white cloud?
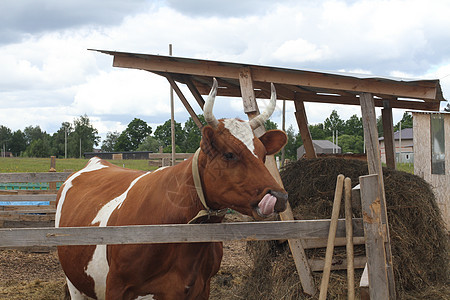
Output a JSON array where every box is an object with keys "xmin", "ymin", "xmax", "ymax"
[
  {"xmin": 0, "ymin": 0, "xmax": 449, "ymax": 141},
  {"xmin": 274, "ymin": 38, "xmax": 330, "ymax": 63}
]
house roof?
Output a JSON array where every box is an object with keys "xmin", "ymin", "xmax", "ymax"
[
  {"xmin": 312, "ymin": 140, "xmax": 341, "ymax": 149},
  {"xmin": 379, "ymin": 127, "xmax": 413, "ymax": 141},
  {"xmin": 91, "ymin": 49, "xmax": 445, "ymax": 111}
]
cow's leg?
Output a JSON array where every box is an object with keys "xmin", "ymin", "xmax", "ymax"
[{"xmin": 66, "ymin": 277, "xmax": 94, "ymax": 300}]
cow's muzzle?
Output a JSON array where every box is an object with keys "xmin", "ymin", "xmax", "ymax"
[{"xmin": 256, "ymin": 190, "xmax": 288, "ymax": 217}]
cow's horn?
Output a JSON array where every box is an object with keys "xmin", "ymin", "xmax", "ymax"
[
  {"xmin": 249, "ymin": 83, "xmax": 277, "ymax": 130},
  {"xmin": 204, "ymin": 78, "xmax": 219, "ymax": 128}
]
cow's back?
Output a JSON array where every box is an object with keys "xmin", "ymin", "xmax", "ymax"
[{"xmin": 56, "ymin": 157, "xmax": 146, "ymax": 228}]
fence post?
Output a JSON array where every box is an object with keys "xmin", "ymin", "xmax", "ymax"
[
  {"xmin": 49, "ymin": 156, "xmax": 57, "ymax": 192},
  {"xmin": 359, "ymin": 174, "xmax": 390, "ymax": 299}
]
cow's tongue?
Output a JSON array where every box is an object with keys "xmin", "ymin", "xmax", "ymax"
[{"xmin": 258, "ymin": 194, "xmax": 277, "ymax": 215}]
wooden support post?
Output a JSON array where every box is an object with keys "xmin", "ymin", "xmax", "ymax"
[
  {"xmin": 381, "ymin": 101, "xmax": 396, "ymax": 169},
  {"xmin": 49, "ymin": 156, "xmax": 57, "ymax": 192},
  {"xmin": 185, "ymin": 77, "xmax": 205, "ymax": 109},
  {"xmin": 359, "ymin": 93, "xmax": 396, "ymax": 299},
  {"xmin": 359, "ymin": 174, "xmax": 389, "ymax": 300},
  {"xmin": 319, "ymin": 174, "xmax": 345, "ymax": 300},
  {"xmin": 239, "ymin": 68, "xmax": 316, "ymax": 296},
  {"xmin": 345, "ymin": 177, "xmax": 355, "ymax": 300},
  {"xmin": 166, "ymin": 75, "xmax": 204, "ymax": 130},
  {"xmin": 294, "ymin": 97, "xmax": 317, "ymax": 158}
]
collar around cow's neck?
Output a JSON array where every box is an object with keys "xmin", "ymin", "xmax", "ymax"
[{"xmin": 188, "ymin": 148, "xmax": 228, "ymax": 224}]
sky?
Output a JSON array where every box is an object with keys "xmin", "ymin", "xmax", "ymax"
[{"xmin": 1, "ymin": 0, "xmax": 449, "ymax": 145}]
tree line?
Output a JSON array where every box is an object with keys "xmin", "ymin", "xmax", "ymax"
[{"xmin": 0, "ymin": 111, "xmax": 413, "ymax": 159}]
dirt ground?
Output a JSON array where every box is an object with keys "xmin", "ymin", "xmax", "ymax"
[
  {"xmin": 0, "ymin": 240, "xmax": 251, "ymax": 300},
  {"xmin": 0, "ymin": 214, "xmax": 253, "ymax": 300}
]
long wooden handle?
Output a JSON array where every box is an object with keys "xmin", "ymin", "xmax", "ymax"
[
  {"xmin": 319, "ymin": 174, "xmax": 345, "ymax": 300},
  {"xmin": 345, "ymin": 177, "xmax": 355, "ymax": 300}
]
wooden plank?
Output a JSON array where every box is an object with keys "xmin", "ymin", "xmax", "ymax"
[
  {"xmin": 0, "ymin": 219, "xmax": 363, "ymax": 248},
  {"xmin": 382, "ymin": 102, "xmax": 396, "ymax": 169},
  {"xmin": 0, "ymin": 194, "xmax": 57, "ymax": 202},
  {"xmin": 301, "ymin": 236, "xmax": 365, "ymax": 249},
  {"xmin": 0, "ymin": 172, "xmax": 72, "ymax": 183},
  {"xmin": 0, "ymin": 213, "xmax": 55, "ymax": 222},
  {"xmin": 166, "ymin": 74, "xmax": 204, "ymax": 130},
  {"xmin": 294, "ymin": 99, "xmax": 317, "ymax": 158},
  {"xmin": 0, "ymin": 220, "xmax": 55, "ymax": 229},
  {"xmin": 239, "ymin": 67, "xmax": 259, "ymax": 114},
  {"xmin": 0, "ymin": 190, "xmax": 18, "ymax": 195},
  {"xmin": 0, "ymin": 205, "xmax": 55, "ymax": 211},
  {"xmin": 319, "ymin": 174, "xmax": 345, "ymax": 300},
  {"xmin": 360, "ymin": 93, "xmax": 396, "ymax": 299},
  {"xmin": 345, "ymin": 177, "xmax": 356, "ymax": 300},
  {"xmin": 111, "ymin": 54, "xmax": 441, "ymax": 101},
  {"xmin": 185, "ymin": 76, "xmax": 205, "ymax": 109},
  {"xmin": 359, "ymin": 174, "xmax": 389, "ymax": 300},
  {"xmin": 309, "ymin": 255, "xmax": 367, "ymax": 272},
  {"xmin": 0, "ymin": 209, "xmax": 55, "ymax": 215},
  {"xmin": 302, "ymin": 94, "xmax": 440, "ymax": 111},
  {"xmin": 240, "ymin": 73, "xmax": 316, "ymax": 295},
  {"xmin": 194, "ymin": 84, "xmax": 441, "ymax": 111}
]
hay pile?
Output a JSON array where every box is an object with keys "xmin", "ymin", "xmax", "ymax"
[{"xmin": 241, "ymin": 158, "xmax": 449, "ymax": 299}]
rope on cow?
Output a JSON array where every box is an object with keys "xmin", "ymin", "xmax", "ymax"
[{"xmin": 188, "ymin": 148, "xmax": 228, "ymax": 224}]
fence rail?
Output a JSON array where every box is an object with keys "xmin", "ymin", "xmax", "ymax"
[
  {"xmin": 0, "ymin": 172, "xmax": 72, "ymax": 183},
  {"xmin": 0, "ymin": 218, "xmax": 363, "ymax": 248}
]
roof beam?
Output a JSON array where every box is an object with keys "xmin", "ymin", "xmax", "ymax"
[{"xmin": 112, "ymin": 55, "xmax": 440, "ymax": 101}]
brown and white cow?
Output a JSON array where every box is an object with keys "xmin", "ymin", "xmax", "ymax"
[{"xmin": 56, "ymin": 79, "xmax": 288, "ymax": 300}]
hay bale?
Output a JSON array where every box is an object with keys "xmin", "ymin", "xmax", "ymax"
[{"xmin": 242, "ymin": 158, "xmax": 449, "ymax": 299}]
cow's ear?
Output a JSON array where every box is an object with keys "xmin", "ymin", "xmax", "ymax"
[
  {"xmin": 201, "ymin": 126, "xmax": 218, "ymax": 157},
  {"xmin": 259, "ymin": 130, "xmax": 287, "ymax": 155}
]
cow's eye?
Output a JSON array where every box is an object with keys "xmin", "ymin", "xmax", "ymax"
[{"xmin": 223, "ymin": 152, "xmax": 236, "ymax": 161}]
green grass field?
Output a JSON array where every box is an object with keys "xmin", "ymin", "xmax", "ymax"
[
  {"xmin": 396, "ymin": 163, "xmax": 414, "ymax": 174},
  {"xmin": 0, "ymin": 157, "xmax": 415, "ymax": 174},
  {"xmin": 0, "ymin": 157, "xmax": 158, "ymax": 173}
]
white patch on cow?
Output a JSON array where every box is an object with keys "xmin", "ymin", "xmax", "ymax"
[
  {"xmin": 55, "ymin": 157, "xmax": 108, "ymax": 228},
  {"xmin": 135, "ymin": 295, "xmax": 155, "ymax": 300},
  {"xmin": 86, "ymin": 171, "xmax": 151, "ymax": 300},
  {"xmin": 153, "ymin": 166, "xmax": 168, "ymax": 173},
  {"xmin": 223, "ymin": 119, "xmax": 256, "ymax": 157},
  {"xmin": 66, "ymin": 276, "xmax": 93, "ymax": 299}
]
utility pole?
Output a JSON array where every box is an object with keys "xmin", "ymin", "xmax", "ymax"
[
  {"xmin": 65, "ymin": 126, "xmax": 67, "ymax": 159},
  {"xmin": 281, "ymin": 99, "xmax": 286, "ymax": 166},
  {"xmin": 169, "ymin": 44, "xmax": 175, "ymax": 166}
]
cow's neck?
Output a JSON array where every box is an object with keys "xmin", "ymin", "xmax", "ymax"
[{"xmin": 188, "ymin": 148, "xmax": 228, "ymax": 224}]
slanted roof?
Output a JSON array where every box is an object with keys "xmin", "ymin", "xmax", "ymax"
[
  {"xmin": 312, "ymin": 140, "xmax": 341, "ymax": 150},
  {"xmin": 91, "ymin": 49, "xmax": 445, "ymax": 111},
  {"xmin": 379, "ymin": 127, "xmax": 413, "ymax": 141}
]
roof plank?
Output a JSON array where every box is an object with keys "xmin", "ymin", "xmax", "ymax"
[{"xmin": 92, "ymin": 49, "xmax": 445, "ymax": 110}]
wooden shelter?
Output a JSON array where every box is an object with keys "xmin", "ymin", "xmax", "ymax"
[{"xmin": 91, "ymin": 49, "xmax": 445, "ymax": 298}]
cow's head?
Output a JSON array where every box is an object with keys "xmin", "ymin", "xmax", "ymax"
[{"xmin": 198, "ymin": 78, "xmax": 288, "ymax": 219}]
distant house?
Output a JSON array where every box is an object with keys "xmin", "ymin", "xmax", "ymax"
[
  {"xmin": 0, "ymin": 151, "xmax": 13, "ymax": 158},
  {"xmin": 297, "ymin": 140, "xmax": 341, "ymax": 159},
  {"xmin": 84, "ymin": 151, "xmax": 153, "ymax": 160},
  {"xmin": 379, "ymin": 127, "xmax": 414, "ymax": 164}
]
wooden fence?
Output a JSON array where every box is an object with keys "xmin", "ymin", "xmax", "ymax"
[
  {"xmin": 0, "ymin": 172, "xmax": 391, "ymax": 298},
  {"xmin": 148, "ymin": 153, "xmax": 193, "ymax": 167},
  {"xmin": 0, "ymin": 172, "xmax": 71, "ymax": 228}
]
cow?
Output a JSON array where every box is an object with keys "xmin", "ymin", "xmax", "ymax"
[{"xmin": 56, "ymin": 78, "xmax": 288, "ymax": 300}]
